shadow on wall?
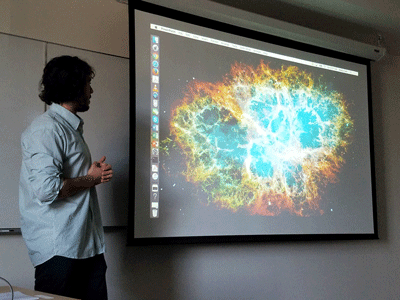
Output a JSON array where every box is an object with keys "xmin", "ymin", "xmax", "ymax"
[
  {"xmin": 370, "ymin": 55, "xmax": 395, "ymax": 242},
  {"xmin": 121, "ymin": 244, "xmax": 178, "ymax": 299}
]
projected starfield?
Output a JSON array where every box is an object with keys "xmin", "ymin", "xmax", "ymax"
[{"xmin": 161, "ymin": 61, "xmax": 353, "ymax": 217}]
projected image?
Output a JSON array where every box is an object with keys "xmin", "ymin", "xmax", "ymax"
[
  {"xmin": 133, "ymin": 6, "xmax": 376, "ymax": 241},
  {"xmin": 161, "ymin": 61, "xmax": 353, "ymax": 217}
]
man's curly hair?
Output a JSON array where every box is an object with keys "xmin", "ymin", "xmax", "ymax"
[{"xmin": 39, "ymin": 56, "xmax": 95, "ymax": 105}]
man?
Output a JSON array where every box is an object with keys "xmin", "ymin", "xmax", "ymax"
[{"xmin": 19, "ymin": 55, "xmax": 113, "ymax": 300}]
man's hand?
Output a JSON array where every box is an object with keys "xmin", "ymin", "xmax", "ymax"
[
  {"xmin": 88, "ymin": 156, "xmax": 113, "ymax": 185},
  {"xmin": 58, "ymin": 156, "xmax": 113, "ymax": 199},
  {"xmin": 98, "ymin": 156, "xmax": 113, "ymax": 183}
]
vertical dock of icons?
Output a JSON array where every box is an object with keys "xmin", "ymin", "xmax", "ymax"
[{"xmin": 150, "ymin": 35, "xmax": 160, "ymax": 218}]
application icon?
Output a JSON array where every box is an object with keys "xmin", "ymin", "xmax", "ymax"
[
  {"xmin": 152, "ymin": 53, "xmax": 159, "ymax": 60},
  {"xmin": 152, "ymin": 36, "xmax": 159, "ymax": 44},
  {"xmin": 152, "ymin": 184, "xmax": 159, "ymax": 192},
  {"xmin": 152, "ymin": 68, "xmax": 159, "ymax": 76},
  {"xmin": 152, "ymin": 164, "xmax": 158, "ymax": 172},
  {"xmin": 152, "ymin": 140, "xmax": 159, "ymax": 147},
  {"xmin": 152, "ymin": 148, "xmax": 159, "ymax": 155},
  {"xmin": 152, "ymin": 124, "xmax": 159, "ymax": 131},
  {"xmin": 152, "ymin": 76, "xmax": 159, "ymax": 83},
  {"xmin": 152, "ymin": 61, "xmax": 159, "ymax": 68},
  {"xmin": 152, "ymin": 44, "xmax": 159, "ymax": 52},
  {"xmin": 152, "ymin": 202, "xmax": 159, "ymax": 209},
  {"xmin": 152, "ymin": 132, "xmax": 159, "ymax": 139},
  {"xmin": 152, "ymin": 156, "xmax": 159, "ymax": 163},
  {"xmin": 152, "ymin": 209, "xmax": 158, "ymax": 218},
  {"xmin": 153, "ymin": 99, "xmax": 159, "ymax": 108},
  {"xmin": 153, "ymin": 92, "xmax": 159, "ymax": 99},
  {"xmin": 152, "ymin": 116, "xmax": 159, "ymax": 123},
  {"xmin": 152, "ymin": 108, "xmax": 159, "ymax": 115},
  {"xmin": 153, "ymin": 84, "xmax": 159, "ymax": 92},
  {"xmin": 153, "ymin": 192, "xmax": 158, "ymax": 199},
  {"xmin": 152, "ymin": 173, "xmax": 159, "ymax": 180}
]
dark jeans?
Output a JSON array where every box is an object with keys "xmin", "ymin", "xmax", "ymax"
[{"xmin": 35, "ymin": 254, "xmax": 108, "ymax": 300}]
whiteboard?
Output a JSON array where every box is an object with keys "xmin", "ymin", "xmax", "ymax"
[
  {"xmin": 0, "ymin": 33, "xmax": 129, "ymax": 229},
  {"xmin": 0, "ymin": 34, "xmax": 45, "ymax": 229},
  {"xmin": 46, "ymin": 44, "xmax": 130, "ymax": 227}
]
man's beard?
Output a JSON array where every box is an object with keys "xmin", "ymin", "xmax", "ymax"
[{"xmin": 76, "ymin": 98, "xmax": 90, "ymax": 112}]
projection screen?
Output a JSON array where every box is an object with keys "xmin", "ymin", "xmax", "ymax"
[{"xmin": 129, "ymin": 2, "xmax": 378, "ymax": 245}]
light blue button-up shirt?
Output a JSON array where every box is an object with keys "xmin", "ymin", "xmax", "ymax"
[{"xmin": 19, "ymin": 104, "xmax": 105, "ymax": 267}]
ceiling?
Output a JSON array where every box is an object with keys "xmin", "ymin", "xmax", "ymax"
[{"xmin": 210, "ymin": 0, "xmax": 400, "ymax": 56}]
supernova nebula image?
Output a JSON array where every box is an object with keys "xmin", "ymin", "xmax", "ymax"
[{"xmin": 161, "ymin": 61, "xmax": 354, "ymax": 216}]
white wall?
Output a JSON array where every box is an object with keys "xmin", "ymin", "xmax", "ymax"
[
  {"xmin": 1, "ymin": 1, "xmax": 400, "ymax": 299},
  {"xmin": 0, "ymin": 0, "xmax": 128, "ymax": 58}
]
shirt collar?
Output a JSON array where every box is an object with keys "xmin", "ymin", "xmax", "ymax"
[{"xmin": 49, "ymin": 103, "xmax": 84, "ymax": 132}]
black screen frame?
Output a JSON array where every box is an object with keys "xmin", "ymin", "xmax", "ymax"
[{"xmin": 128, "ymin": 1, "xmax": 378, "ymax": 246}]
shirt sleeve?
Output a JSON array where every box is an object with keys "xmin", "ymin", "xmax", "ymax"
[{"xmin": 21, "ymin": 127, "xmax": 65, "ymax": 205}]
